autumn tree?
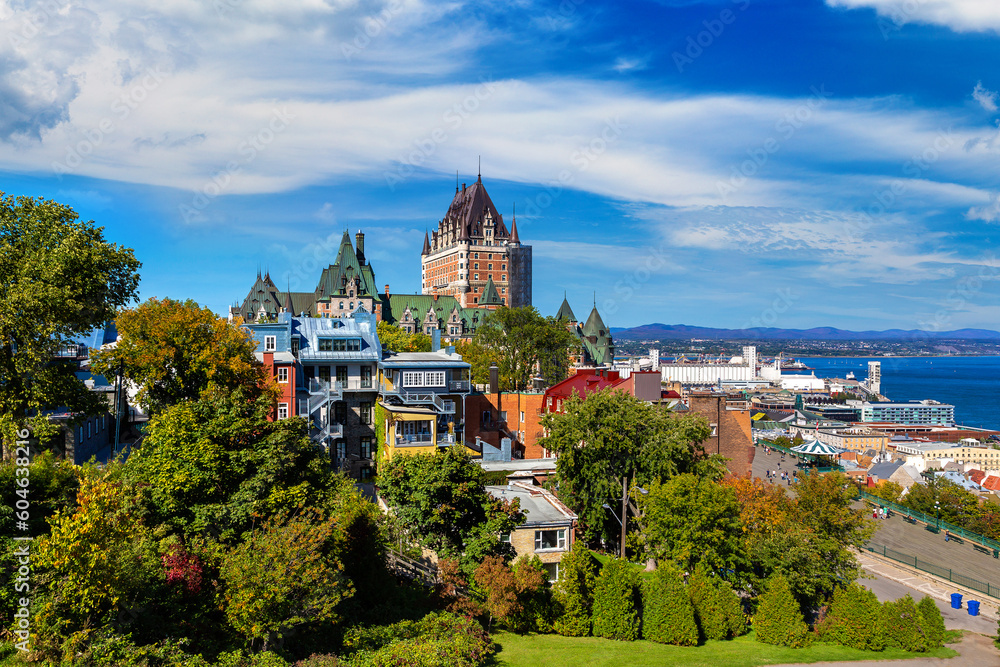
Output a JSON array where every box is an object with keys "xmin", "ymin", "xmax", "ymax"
[
  {"xmin": 0, "ymin": 193, "xmax": 140, "ymax": 454},
  {"xmin": 376, "ymin": 320, "xmax": 432, "ymax": 353},
  {"xmin": 91, "ymin": 297, "xmax": 270, "ymax": 415},
  {"xmin": 220, "ymin": 509, "xmax": 352, "ymax": 652},
  {"xmin": 473, "ymin": 306, "xmax": 576, "ymax": 390},
  {"xmin": 541, "ymin": 389, "xmax": 714, "ymax": 543},
  {"xmin": 377, "ymin": 447, "xmax": 524, "ymax": 573}
]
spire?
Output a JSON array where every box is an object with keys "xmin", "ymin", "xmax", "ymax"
[
  {"xmin": 422, "ymin": 229, "xmax": 431, "ymax": 255},
  {"xmin": 456, "ymin": 170, "xmax": 459, "ymax": 194},
  {"xmin": 477, "ymin": 155, "xmax": 481, "ymax": 180},
  {"xmin": 509, "ymin": 204, "xmax": 520, "ymax": 244}
]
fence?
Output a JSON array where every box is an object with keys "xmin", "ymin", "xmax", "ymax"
[
  {"xmin": 865, "ymin": 544, "xmax": 1000, "ymax": 599},
  {"xmin": 857, "ymin": 490, "xmax": 1000, "ymax": 552}
]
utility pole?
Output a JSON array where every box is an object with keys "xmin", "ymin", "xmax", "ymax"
[{"xmin": 620, "ymin": 475, "xmax": 628, "ymax": 559}]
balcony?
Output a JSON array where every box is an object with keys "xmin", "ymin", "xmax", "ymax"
[
  {"xmin": 381, "ymin": 383, "xmax": 454, "ymax": 413},
  {"xmin": 310, "ymin": 421, "xmax": 344, "ymax": 442},
  {"xmin": 308, "ymin": 378, "xmax": 343, "ymax": 397},
  {"xmin": 395, "ymin": 433, "xmax": 435, "ymax": 446},
  {"xmin": 449, "ymin": 380, "xmax": 470, "ymax": 392}
]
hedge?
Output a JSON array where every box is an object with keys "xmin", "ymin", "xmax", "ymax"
[
  {"xmin": 591, "ymin": 557, "xmax": 641, "ymax": 641},
  {"xmin": 820, "ymin": 583, "xmax": 885, "ymax": 651},
  {"xmin": 754, "ymin": 574, "xmax": 810, "ymax": 648},
  {"xmin": 642, "ymin": 563, "xmax": 698, "ymax": 646}
]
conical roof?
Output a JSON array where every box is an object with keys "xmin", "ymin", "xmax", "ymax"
[
  {"xmin": 583, "ymin": 305, "xmax": 608, "ymax": 337},
  {"xmin": 480, "ymin": 276, "xmax": 504, "ymax": 306},
  {"xmin": 422, "ymin": 230, "xmax": 431, "ymax": 255},
  {"xmin": 556, "ymin": 295, "xmax": 576, "ymax": 322}
]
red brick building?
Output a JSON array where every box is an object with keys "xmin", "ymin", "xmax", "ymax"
[
  {"xmin": 466, "ymin": 392, "xmax": 547, "ymax": 459},
  {"xmin": 685, "ymin": 390, "xmax": 755, "ymax": 477}
]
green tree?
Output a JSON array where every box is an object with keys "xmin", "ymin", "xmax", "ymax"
[
  {"xmin": 377, "ymin": 447, "xmax": 523, "ymax": 572},
  {"xmin": 882, "ymin": 594, "xmax": 928, "ymax": 652},
  {"xmin": 916, "ymin": 596, "xmax": 945, "ymax": 649},
  {"xmin": 541, "ymin": 389, "xmax": 713, "ymax": 543},
  {"xmin": 868, "ymin": 481, "xmax": 903, "ymax": 504},
  {"xmin": 688, "ymin": 563, "xmax": 728, "ymax": 642},
  {"xmin": 819, "ymin": 583, "xmax": 885, "ymax": 651},
  {"xmin": 642, "ymin": 563, "xmax": 698, "ymax": 646},
  {"xmin": 220, "ymin": 510, "xmax": 351, "ymax": 652},
  {"xmin": 552, "ymin": 542, "xmax": 597, "ymax": 637},
  {"xmin": 473, "ymin": 306, "xmax": 576, "ymax": 390},
  {"xmin": 640, "ymin": 475, "xmax": 743, "ymax": 574},
  {"xmin": 124, "ymin": 388, "xmax": 342, "ymax": 542},
  {"xmin": 376, "ymin": 321, "xmax": 432, "ymax": 353},
  {"xmin": 92, "ymin": 298, "xmax": 270, "ymax": 415},
  {"xmin": 754, "ymin": 574, "xmax": 811, "ymax": 648},
  {"xmin": 591, "ymin": 557, "xmax": 640, "ymax": 641},
  {"xmin": 0, "ymin": 193, "xmax": 140, "ymax": 453}
]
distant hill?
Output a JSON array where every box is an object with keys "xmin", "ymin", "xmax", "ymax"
[{"xmin": 610, "ymin": 323, "xmax": 1000, "ymax": 341}]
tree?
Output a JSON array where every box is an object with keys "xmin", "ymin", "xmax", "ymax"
[
  {"xmin": 123, "ymin": 388, "xmax": 342, "ymax": 542},
  {"xmin": 453, "ymin": 338, "xmax": 491, "ymax": 387},
  {"xmin": 220, "ymin": 509, "xmax": 351, "ymax": 652},
  {"xmin": 819, "ymin": 583, "xmax": 885, "ymax": 651},
  {"xmin": 377, "ymin": 447, "xmax": 523, "ymax": 572},
  {"xmin": 882, "ymin": 594, "xmax": 928, "ymax": 652},
  {"xmin": 0, "ymin": 193, "xmax": 140, "ymax": 454},
  {"xmin": 91, "ymin": 298, "xmax": 270, "ymax": 415},
  {"xmin": 916, "ymin": 596, "xmax": 945, "ymax": 649},
  {"xmin": 541, "ymin": 389, "xmax": 713, "ymax": 543},
  {"xmin": 376, "ymin": 321, "xmax": 431, "ymax": 353},
  {"xmin": 688, "ymin": 563, "xmax": 728, "ymax": 642},
  {"xmin": 642, "ymin": 563, "xmax": 698, "ymax": 646},
  {"xmin": 473, "ymin": 555, "xmax": 548, "ymax": 633},
  {"xmin": 473, "ymin": 306, "xmax": 576, "ymax": 390},
  {"xmin": 640, "ymin": 475, "xmax": 743, "ymax": 574},
  {"xmin": 552, "ymin": 542, "xmax": 597, "ymax": 637},
  {"xmin": 754, "ymin": 574, "xmax": 810, "ymax": 648},
  {"xmin": 868, "ymin": 480, "xmax": 903, "ymax": 504},
  {"xmin": 591, "ymin": 557, "xmax": 640, "ymax": 641}
]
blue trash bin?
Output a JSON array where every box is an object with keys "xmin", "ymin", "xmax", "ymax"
[
  {"xmin": 951, "ymin": 593, "xmax": 963, "ymax": 609},
  {"xmin": 967, "ymin": 600, "xmax": 980, "ymax": 616}
]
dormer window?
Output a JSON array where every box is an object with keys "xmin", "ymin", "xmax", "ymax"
[{"xmin": 264, "ymin": 336, "xmax": 276, "ymax": 352}]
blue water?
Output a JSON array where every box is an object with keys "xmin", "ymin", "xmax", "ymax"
[{"xmin": 792, "ymin": 357, "xmax": 1000, "ymax": 431}]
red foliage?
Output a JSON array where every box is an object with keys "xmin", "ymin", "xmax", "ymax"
[{"xmin": 162, "ymin": 546, "xmax": 204, "ymax": 595}]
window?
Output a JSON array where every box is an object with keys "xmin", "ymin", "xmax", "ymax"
[
  {"xmin": 79, "ymin": 426, "xmax": 83, "ymax": 442},
  {"xmin": 319, "ymin": 338, "xmax": 333, "ymax": 352},
  {"xmin": 347, "ymin": 338, "xmax": 361, "ymax": 351},
  {"xmin": 360, "ymin": 437, "xmax": 373, "ymax": 459},
  {"xmin": 334, "ymin": 402, "xmax": 347, "ymax": 424},
  {"xmin": 360, "ymin": 402, "xmax": 372, "ymax": 425},
  {"xmin": 336, "ymin": 366, "xmax": 348, "ymax": 384},
  {"xmin": 277, "ymin": 403, "xmax": 289, "ymax": 420},
  {"xmin": 500, "ymin": 411, "xmax": 508, "ymax": 422},
  {"xmin": 474, "ymin": 252, "xmax": 479, "ymax": 259},
  {"xmin": 488, "ymin": 263, "xmax": 493, "ymax": 270},
  {"xmin": 500, "ymin": 533, "xmax": 511, "ymax": 544},
  {"xmin": 534, "ymin": 529, "xmax": 566, "ymax": 551},
  {"xmin": 298, "ymin": 399, "xmax": 308, "ymax": 416},
  {"xmin": 291, "ymin": 337, "xmax": 299, "ymax": 356},
  {"xmin": 402, "ymin": 371, "xmax": 423, "ymax": 387},
  {"xmin": 424, "ymin": 371, "xmax": 445, "ymax": 387},
  {"xmin": 335, "ymin": 441, "xmax": 345, "ymax": 462},
  {"xmin": 339, "ymin": 301, "xmax": 344, "ymax": 309},
  {"xmin": 361, "ymin": 365, "xmax": 372, "ymax": 388},
  {"xmin": 474, "ymin": 263, "xmax": 479, "ymax": 269},
  {"xmin": 349, "ymin": 302, "xmax": 354, "ymax": 310},
  {"xmin": 520, "ymin": 411, "xmax": 525, "ymax": 423},
  {"xmin": 277, "ymin": 367, "xmax": 289, "ymax": 383},
  {"xmin": 502, "ymin": 263, "xmax": 506, "ymax": 270},
  {"xmin": 86, "ymin": 421, "xmax": 91, "ymax": 438},
  {"xmin": 474, "ymin": 273, "xmax": 479, "ymax": 280},
  {"xmin": 542, "ymin": 562, "xmax": 559, "ymax": 583},
  {"xmin": 264, "ymin": 336, "xmax": 276, "ymax": 352}
]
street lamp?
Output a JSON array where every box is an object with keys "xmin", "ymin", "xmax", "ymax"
[{"xmin": 935, "ymin": 501, "xmax": 940, "ymax": 533}]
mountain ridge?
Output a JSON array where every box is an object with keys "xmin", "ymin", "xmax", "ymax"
[{"xmin": 610, "ymin": 323, "xmax": 1000, "ymax": 341}]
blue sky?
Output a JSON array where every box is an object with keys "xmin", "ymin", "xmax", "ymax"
[{"xmin": 2, "ymin": 0, "xmax": 1000, "ymax": 330}]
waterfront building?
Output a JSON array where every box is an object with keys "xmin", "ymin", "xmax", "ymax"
[
  {"xmin": 860, "ymin": 400, "xmax": 955, "ymax": 426},
  {"xmin": 659, "ymin": 346, "xmax": 757, "ymax": 385}
]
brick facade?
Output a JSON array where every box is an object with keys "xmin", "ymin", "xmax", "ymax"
[
  {"xmin": 685, "ymin": 391, "xmax": 755, "ymax": 477},
  {"xmin": 465, "ymin": 392, "xmax": 547, "ymax": 459}
]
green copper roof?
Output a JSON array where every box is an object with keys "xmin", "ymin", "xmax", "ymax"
[
  {"xmin": 555, "ymin": 296, "xmax": 576, "ymax": 322},
  {"xmin": 480, "ymin": 276, "xmax": 504, "ymax": 306},
  {"xmin": 379, "ymin": 293, "xmax": 487, "ymax": 333},
  {"xmin": 315, "ymin": 231, "xmax": 378, "ymax": 300}
]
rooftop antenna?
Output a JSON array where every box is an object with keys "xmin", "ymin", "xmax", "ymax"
[
  {"xmin": 478, "ymin": 155, "xmax": 481, "ymax": 177},
  {"xmin": 456, "ymin": 170, "xmax": 459, "ymax": 194}
]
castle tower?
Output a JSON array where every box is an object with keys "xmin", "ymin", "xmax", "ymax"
[{"xmin": 421, "ymin": 173, "xmax": 532, "ymax": 308}]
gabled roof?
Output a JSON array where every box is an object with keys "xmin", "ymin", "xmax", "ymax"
[
  {"xmin": 480, "ymin": 276, "xmax": 504, "ymax": 306},
  {"xmin": 867, "ymin": 461, "xmax": 903, "ymax": 480},
  {"xmin": 379, "ymin": 293, "xmax": 488, "ymax": 334},
  {"xmin": 443, "ymin": 175, "xmax": 510, "ymax": 241},
  {"xmin": 315, "ymin": 231, "xmax": 378, "ymax": 300},
  {"xmin": 555, "ymin": 296, "xmax": 576, "ymax": 322}
]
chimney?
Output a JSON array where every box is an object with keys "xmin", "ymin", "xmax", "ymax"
[
  {"xmin": 355, "ymin": 230, "xmax": 365, "ymax": 262},
  {"xmin": 433, "ymin": 292, "xmax": 438, "ymax": 301},
  {"xmin": 384, "ymin": 284, "xmax": 390, "ymax": 297},
  {"xmin": 462, "ymin": 183, "xmax": 466, "ymax": 193}
]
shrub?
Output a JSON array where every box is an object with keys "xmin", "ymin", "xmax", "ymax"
[
  {"xmin": 917, "ymin": 596, "xmax": 945, "ymax": 649},
  {"xmin": 688, "ymin": 563, "xmax": 727, "ymax": 641},
  {"xmin": 642, "ymin": 563, "xmax": 698, "ymax": 646},
  {"xmin": 591, "ymin": 557, "xmax": 641, "ymax": 641},
  {"xmin": 754, "ymin": 574, "xmax": 811, "ymax": 648},
  {"xmin": 552, "ymin": 543, "xmax": 597, "ymax": 637},
  {"xmin": 342, "ymin": 612, "xmax": 494, "ymax": 667},
  {"xmin": 883, "ymin": 594, "xmax": 928, "ymax": 652},
  {"xmin": 717, "ymin": 580, "xmax": 747, "ymax": 638},
  {"xmin": 511, "ymin": 556, "xmax": 555, "ymax": 634},
  {"xmin": 819, "ymin": 584, "xmax": 884, "ymax": 651},
  {"xmin": 292, "ymin": 655, "xmax": 341, "ymax": 667}
]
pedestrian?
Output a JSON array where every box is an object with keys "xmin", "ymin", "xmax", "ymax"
[{"xmin": 945, "ymin": 530, "xmax": 950, "ymax": 542}]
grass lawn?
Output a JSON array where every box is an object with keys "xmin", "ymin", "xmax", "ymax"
[{"xmin": 492, "ymin": 631, "xmax": 959, "ymax": 667}]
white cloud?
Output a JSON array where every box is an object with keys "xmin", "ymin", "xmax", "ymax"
[
  {"xmin": 966, "ymin": 194, "xmax": 1000, "ymax": 222},
  {"xmin": 827, "ymin": 0, "xmax": 1000, "ymax": 33},
  {"xmin": 973, "ymin": 81, "xmax": 999, "ymax": 112}
]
